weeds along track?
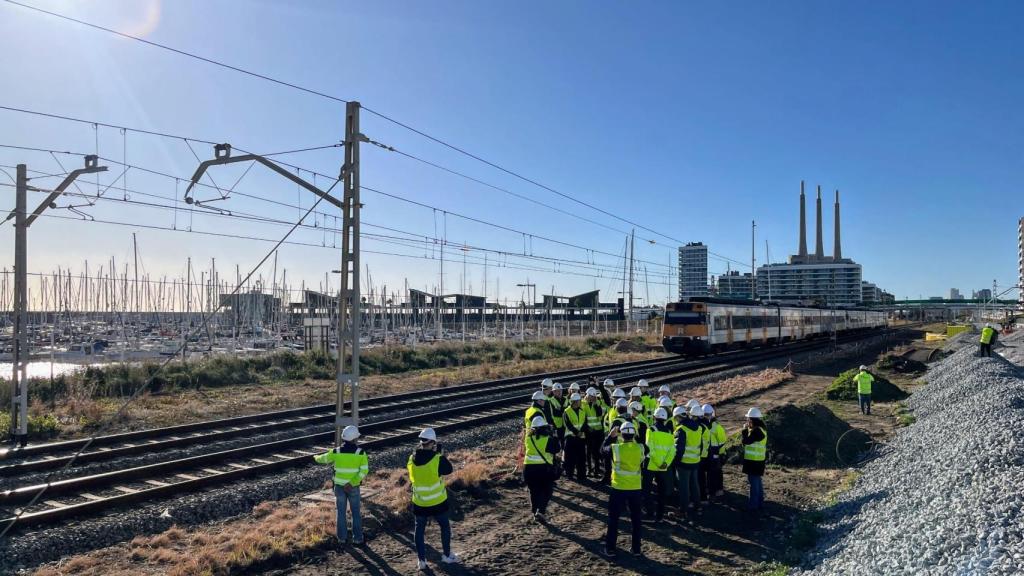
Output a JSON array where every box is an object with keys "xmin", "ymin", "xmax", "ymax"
[{"xmin": 0, "ymin": 329, "xmax": 904, "ymax": 531}]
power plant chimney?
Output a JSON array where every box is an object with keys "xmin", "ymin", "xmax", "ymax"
[
  {"xmin": 833, "ymin": 189, "xmax": 842, "ymax": 261},
  {"xmin": 815, "ymin": 185, "xmax": 824, "ymax": 260},
  {"xmin": 798, "ymin": 181, "xmax": 807, "ymax": 257}
]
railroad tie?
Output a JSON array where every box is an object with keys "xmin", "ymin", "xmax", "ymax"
[
  {"xmin": 250, "ymin": 458, "xmax": 273, "ymax": 464},
  {"xmin": 113, "ymin": 486, "xmax": 139, "ymax": 494},
  {"xmin": 145, "ymin": 480, "xmax": 170, "ymax": 487},
  {"xmin": 175, "ymin": 474, "xmax": 200, "ymax": 481},
  {"xmin": 80, "ymin": 493, "xmax": 104, "ymax": 501},
  {"xmin": 227, "ymin": 463, "xmax": 249, "ymax": 469},
  {"xmin": 43, "ymin": 500, "xmax": 67, "ymax": 508},
  {"xmin": 202, "ymin": 468, "xmax": 223, "ymax": 475}
]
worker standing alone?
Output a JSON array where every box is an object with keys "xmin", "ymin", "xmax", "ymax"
[
  {"xmin": 313, "ymin": 425, "xmax": 368, "ymax": 547},
  {"xmin": 741, "ymin": 408, "xmax": 768, "ymax": 515},
  {"xmin": 562, "ymin": 392, "xmax": 588, "ymax": 481},
  {"xmin": 854, "ymin": 365, "xmax": 875, "ymax": 415},
  {"xmin": 523, "ymin": 415, "xmax": 561, "ymax": 522},
  {"xmin": 602, "ymin": 421, "xmax": 646, "ymax": 558},
  {"xmin": 408, "ymin": 428, "xmax": 460, "ymax": 570},
  {"xmin": 979, "ymin": 323, "xmax": 997, "ymax": 357}
]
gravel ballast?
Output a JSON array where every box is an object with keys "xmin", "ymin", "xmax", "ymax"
[{"xmin": 798, "ymin": 345, "xmax": 1024, "ymax": 575}]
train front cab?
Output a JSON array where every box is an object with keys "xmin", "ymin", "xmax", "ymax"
[{"xmin": 663, "ymin": 303, "xmax": 711, "ymax": 355}]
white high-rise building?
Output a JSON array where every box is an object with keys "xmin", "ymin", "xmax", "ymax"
[{"xmin": 678, "ymin": 243, "xmax": 708, "ymax": 301}]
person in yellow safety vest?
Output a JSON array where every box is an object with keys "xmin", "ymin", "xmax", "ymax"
[
  {"xmin": 741, "ymin": 407, "xmax": 767, "ymax": 515},
  {"xmin": 637, "ymin": 379, "xmax": 657, "ymax": 416},
  {"xmin": 549, "ymin": 383, "xmax": 566, "ymax": 440},
  {"xmin": 979, "ymin": 323, "xmax": 997, "ymax": 357},
  {"xmin": 854, "ymin": 365, "xmax": 875, "ymax": 415},
  {"xmin": 656, "ymin": 385, "xmax": 675, "ymax": 409},
  {"xmin": 408, "ymin": 428, "xmax": 459, "ymax": 570},
  {"xmin": 584, "ymin": 387, "xmax": 607, "ymax": 479},
  {"xmin": 568, "ymin": 381, "xmax": 581, "ymax": 396},
  {"xmin": 314, "ymin": 425, "xmax": 368, "ymax": 547},
  {"xmin": 643, "ymin": 407, "xmax": 677, "ymax": 522},
  {"xmin": 602, "ymin": 421, "xmax": 647, "ymax": 558},
  {"xmin": 602, "ymin": 398, "xmax": 630, "ymax": 484},
  {"xmin": 562, "ymin": 393, "xmax": 588, "ymax": 481},
  {"xmin": 523, "ymin": 415, "xmax": 561, "ymax": 522},
  {"xmin": 698, "ymin": 405, "xmax": 712, "ymax": 502},
  {"xmin": 525, "ymin": 391, "xmax": 547, "ymax": 430},
  {"xmin": 674, "ymin": 404, "xmax": 705, "ymax": 519},
  {"xmin": 704, "ymin": 404, "xmax": 727, "ymax": 499},
  {"xmin": 628, "ymin": 400, "xmax": 650, "ymax": 443},
  {"xmin": 629, "ymin": 386, "xmax": 646, "ymax": 419}
]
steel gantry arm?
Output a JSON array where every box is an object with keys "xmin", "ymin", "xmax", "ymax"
[{"xmin": 183, "ymin": 144, "xmax": 343, "ymax": 209}]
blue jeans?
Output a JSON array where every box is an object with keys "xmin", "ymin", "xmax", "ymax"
[
  {"xmin": 415, "ymin": 512, "xmax": 451, "ymax": 561},
  {"xmin": 747, "ymin": 474, "xmax": 764, "ymax": 511},
  {"xmin": 859, "ymin": 393, "xmax": 871, "ymax": 415},
  {"xmin": 334, "ymin": 484, "xmax": 363, "ymax": 542}
]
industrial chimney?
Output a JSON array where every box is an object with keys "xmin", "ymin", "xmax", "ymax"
[
  {"xmin": 833, "ymin": 189, "xmax": 842, "ymax": 261},
  {"xmin": 815, "ymin": 185, "xmax": 824, "ymax": 260},
  {"xmin": 798, "ymin": 181, "xmax": 808, "ymax": 258}
]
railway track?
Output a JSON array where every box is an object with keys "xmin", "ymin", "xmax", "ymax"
[{"xmin": 0, "ymin": 327, "xmax": 911, "ymax": 531}]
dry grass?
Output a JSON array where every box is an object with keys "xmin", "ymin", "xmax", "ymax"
[{"xmin": 674, "ymin": 367, "xmax": 794, "ymax": 408}]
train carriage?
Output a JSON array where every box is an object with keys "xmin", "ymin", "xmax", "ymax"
[{"xmin": 662, "ymin": 297, "xmax": 887, "ymax": 356}]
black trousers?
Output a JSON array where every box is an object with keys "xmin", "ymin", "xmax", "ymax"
[
  {"xmin": 708, "ymin": 455, "xmax": 724, "ymax": 494},
  {"xmin": 606, "ymin": 489, "xmax": 643, "ymax": 553},
  {"xmin": 563, "ymin": 435, "xmax": 587, "ymax": 480},
  {"xmin": 586, "ymin": 432, "xmax": 604, "ymax": 476},
  {"xmin": 698, "ymin": 458, "xmax": 710, "ymax": 501},
  {"xmin": 980, "ymin": 343, "xmax": 992, "ymax": 357},
  {"xmin": 643, "ymin": 469, "xmax": 670, "ymax": 519},
  {"xmin": 523, "ymin": 465, "xmax": 554, "ymax": 514}
]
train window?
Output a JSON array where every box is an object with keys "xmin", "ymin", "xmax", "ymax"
[
  {"xmin": 665, "ymin": 312, "xmax": 705, "ymax": 325},
  {"xmin": 714, "ymin": 316, "xmax": 729, "ymax": 330},
  {"xmin": 732, "ymin": 316, "xmax": 747, "ymax": 329}
]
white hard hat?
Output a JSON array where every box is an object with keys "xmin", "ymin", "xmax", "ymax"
[
  {"xmin": 541, "ymin": 378, "xmax": 553, "ymax": 389},
  {"xmin": 689, "ymin": 405, "xmax": 704, "ymax": 417},
  {"xmin": 586, "ymin": 387, "xmax": 599, "ymax": 397},
  {"xmin": 419, "ymin": 428, "xmax": 437, "ymax": 442},
  {"xmin": 552, "ymin": 382, "xmax": 563, "ymax": 391},
  {"xmin": 637, "ymin": 379, "xmax": 649, "ymax": 388},
  {"xmin": 612, "ymin": 388, "xmax": 627, "ymax": 399},
  {"xmin": 630, "ymin": 386, "xmax": 642, "ymax": 396},
  {"xmin": 985, "ymin": 323, "xmax": 992, "ymax": 328},
  {"xmin": 620, "ymin": 421, "xmax": 636, "ymax": 435},
  {"xmin": 686, "ymin": 399, "xmax": 700, "ymax": 409},
  {"xmin": 658, "ymin": 396, "xmax": 673, "ymax": 408},
  {"xmin": 568, "ymin": 382, "xmax": 580, "ymax": 391},
  {"xmin": 615, "ymin": 398, "xmax": 628, "ymax": 408},
  {"xmin": 341, "ymin": 425, "xmax": 360, "ymax": 442},
  {"xmin": 672, "ymin": 406, "xmax": 687, "ymax": 418},
  {"xmin": 570, "ymin": 392, "xmax": 582, "ymax": 402},
  {"xmin": 603, "ymin": 378, "xmax": 615, "ymax": 388},
  {"xmin": 859, "ymin": 365, "xmax": 867, "ymax": 371},
  {"xmin": 654, "ymin": 407, "xmax": 668, "ymax": 420},
  {"xmin": 530, "ymin": 415, "xmax": 548, "ymax": 429},
  {"xmin": 629, "ymin": 401, "xmax": 643, "ymax": 414},
  {"xmin": 746, "ymin": 407, "xmax": 763, "ymax": 419},
  {"xmin": 532, "ymin": 391, "xmax": 546, "ymax": 401},
  {"xmin": 702, "ymin": 403, "xmax": 714, "ymax": 416},
  {"xmin": 658, "ymin": 385, "xmax": 670, "ymax": 393}
]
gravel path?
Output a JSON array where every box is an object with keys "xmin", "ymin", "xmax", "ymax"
[{"xmin": 797, "ymin": 345, "xmax": 1024, "ymax": 575}]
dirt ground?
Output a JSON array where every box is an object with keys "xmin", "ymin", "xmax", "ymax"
[{"xmin": 34, "ymin": 339, "xmax": 922, "ymax": 576}]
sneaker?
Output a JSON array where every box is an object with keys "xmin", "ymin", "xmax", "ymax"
[
  {"xmin": 417, "ymin": 559, "xmax": 428, "ymax": 571},
  {"xmin": 351, "ymin": 538, "xmax": 364, "ymax": 545},
  {"xmin": 535, "ymin": 512, "xmax": 547, "ymax": 523},
  {"xmin": 441, "ymin": 553, "xmax": 460, "ymax": 564},
  {"xmin": 602, "ymin": 547, "xmax": 617, "ymax": 559}
]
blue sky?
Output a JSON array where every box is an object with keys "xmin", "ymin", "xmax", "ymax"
[{"xmin": 0, "ymin": 0, "xmax": 1021, "ymax": 306}]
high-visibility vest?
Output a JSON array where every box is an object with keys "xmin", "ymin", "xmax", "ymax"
[
  {"xmin": 645, "ymin": 428, "xmax": 676, "ymax": 471},
  {"xmin": 524, "ymin": 405, "xmax": 544, "ymax": 430},
  {"xmin": 549, "ymin": 396, "xmax": 565, "ymax": 428},
  {"xmin": 700, "ymin": 423, "xmax": 711, "ymax": 458},
  {"xmin": 854, "ymin": 371, "xmax": 874, "ymax": 395},
  {"xmin": 678, "ymin": 423, "xmax": 703, "ymax": 464},
  {"xmin": 980, "ymin": 327, "xmax": 996, "ymax": 344},
  {"xmin": 744, "ymin": 428, "xmax": 767, "ymax": 462},
  {"xmin": 524, "ymin": 434, "xmax": 554, "ymax": 466},
  {"xmin": 709, "ymin": 421, "xmax": 727, "ymax": 449},
  {"xmin": 564, "ymin": 405, "xmax": 586, "ymax": 435},
  {"xmin": 408, "ymin": 453, "xmax": 447, "ymax": 508},
  {"xmin": 611, "ymin": 441, "xmax": 644, "ymax": 490},
  {"xmin": 606, "ymin": 409, "xmax": 625, "ymax": 432},
  {"xmin": 641, "ymin": 395, "xmax": 657, "ymax": 416},
  {"xmin": 584, "ymin": 401, "xmax": 604, "ymax": 431},
  {"xmin": 314, "ymin": 447, "xmax": 369, "ymax": 487}
]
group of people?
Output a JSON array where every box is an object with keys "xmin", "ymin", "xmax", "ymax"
[
  {"xmin": 313, "ymin": 425, "xmax": 460, "ymax": 572},
  {"xmin": 521, "ymin": 377, "xmax": 769, "ymax": 558}
]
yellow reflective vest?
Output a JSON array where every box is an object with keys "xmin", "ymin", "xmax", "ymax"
[
  {"xmin": 583, "ymin": 401, "xmax": 604, "ymax": 432},
  {"xmin": 744, "ymin": 428, "xmax": 767, "ymax": 462},
  {"xmin": 645, "ymin": 427, "xmax": 676, "ymax": 471},
  {"xmin": 314, "ymin": 446, "xmax": 368, "ymax": 487},
  {"xmin": 980, "ymin": 327, "xmax": 996, "ymax": 344},
  {"xmin": 408, "ymin": 453, "xmax": 448, "ymax": 507},
  {"xmin": 677, "ymin": 422, "xmax": 703, "ymax": 465},
  {"xmin": 524, "ymin": 434, "xmax": 554, "ymax": 466},
  {"xmin": 564, "ymin": 405, "xmax": 586, "ymax": 437},
  {"xmin": 611, "ymin": 441, "xmax": 644, "ymax": 490},
  {"xmin": 854, "ymin": 371, "xmax": 874, "ymax": 395}
]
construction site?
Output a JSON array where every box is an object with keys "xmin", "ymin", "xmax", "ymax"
[{"xmin": 2, "ymin": 3, "xmax": 1024, "ymax": 576}]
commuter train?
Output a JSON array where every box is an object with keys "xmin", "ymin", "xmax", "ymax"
[{"xmin": 662, "ymin": 297, "xmax": 888, "ymax": 356}]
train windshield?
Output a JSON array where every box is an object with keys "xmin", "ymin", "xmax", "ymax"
[{"xmin": 665, "ymin": 311, "xmax": 705, "ymax": 325}]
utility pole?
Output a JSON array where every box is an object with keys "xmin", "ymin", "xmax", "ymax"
[
  {"xmin": 751, "ymin": 220, "xmax": 757, "ymax": 300},
  {"xmin": 7, "ymin": 157, "xmax": 107, "ymax": 445},
  {"xmin": 628, "ymin": 229, "xmax": 635, "ymax": 328},
  {"xmin": 335, "ymin": 101, "xmax": 362, "ymax": 442}
]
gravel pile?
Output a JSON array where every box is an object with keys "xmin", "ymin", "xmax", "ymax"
[{"xmin": 798, "ymin": 346, "xmax": 1024, "ymax": 575}]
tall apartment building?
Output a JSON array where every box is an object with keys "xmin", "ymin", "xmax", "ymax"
[
  {"xmin": 717, "ymin": 271, "xmax": 755, "ymax": 299},
  {"xmin": 678, "ymin": 242, "xmax": 708, "ymax": 301}
]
